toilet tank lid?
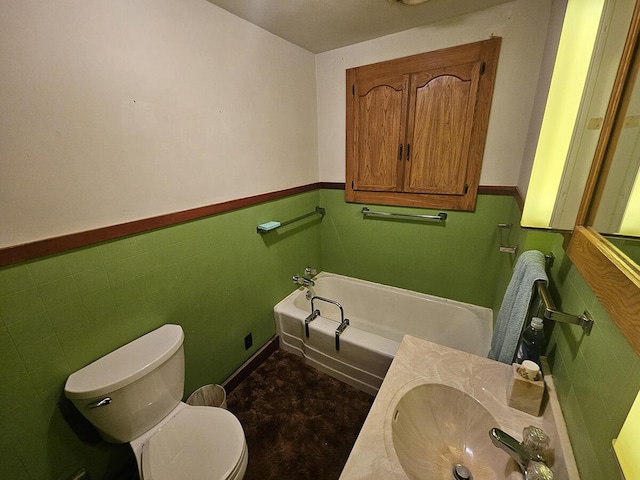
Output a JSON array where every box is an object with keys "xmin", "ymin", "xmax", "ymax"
[{"xmin": 64, "ymin": 324, "xmax": 184, "ymax": 400}]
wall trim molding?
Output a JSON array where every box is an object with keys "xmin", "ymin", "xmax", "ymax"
[
  {"xmin": 319, "ymin": 182, "xmax": 345, "ymax": 190},
  {"xmin": 478, "ymin": 185, "xmax": 524, "ymax": 211},
  {"xmin": 0, "ymin": 183, "xmax": 320, "ymax": 267},
  {"xmin": 0, "ymin": 182, "xmax": 522, "ymax": 267}
]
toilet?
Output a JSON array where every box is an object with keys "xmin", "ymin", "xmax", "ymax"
[{"xmin": 64, "ymin": 324, "xmax": 248, "ymax": 480}]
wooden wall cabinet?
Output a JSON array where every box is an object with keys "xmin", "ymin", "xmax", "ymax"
[{"xmin": 346, "ymin": 37, "xmax": 501, "ymax": 210}]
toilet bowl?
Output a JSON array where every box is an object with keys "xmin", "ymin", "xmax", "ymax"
[
  {"xmin": 64, "ymin": 324, "xmax": 247, "ymax": 480},
  {"xmin": 133, "ymin": 404, "xmax": 248, "ymax": 480}
]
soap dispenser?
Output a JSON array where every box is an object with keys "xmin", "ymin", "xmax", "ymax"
[
  {"xmin": 516, "ymin": 317, "xmax": 545, "ymax": 365},
  {"xmin": 507, "ymin": 360, "xmax": 545, "ymax": 416}
]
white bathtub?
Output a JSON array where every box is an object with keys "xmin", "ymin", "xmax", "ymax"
[{"xmin": 274, "ymin": 272, "xmax": 493, "ymax": 395}]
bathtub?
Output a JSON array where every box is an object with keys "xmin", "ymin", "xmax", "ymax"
[{"xmin": 273, "ymin": 272, "xmax": 493, "ymax": 395}]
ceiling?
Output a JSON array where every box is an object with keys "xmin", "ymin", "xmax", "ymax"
[{"xmin": 206, "ymin": 0, "xmax": 515, "ymax": 53}]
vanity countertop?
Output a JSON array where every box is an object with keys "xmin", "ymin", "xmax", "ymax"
[{"xmin": 339, "ymin": 335, "xmax": 579, "ymax": 480}]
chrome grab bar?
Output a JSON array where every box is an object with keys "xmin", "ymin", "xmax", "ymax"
[
  {"xmin": 361, "ymin": 207, "xmax": 447, "ymax": 222},
  {"xmin": 304, "ymin": 310, "xmax": 320, "ymax": 338},
  {"xmin": 335, "ymin": 319, "xmax": 350, "ymax": 351},
  {"xmin": 310, "ymin": 296, "xmax": 345, "ymax": 323},
  {"xmin": 535, "ymin": 280, "xmax": 593, "ymax": 335},
  {"xmin": 306, "ymin": 296, "xmax": 349, "ymax": 347}
]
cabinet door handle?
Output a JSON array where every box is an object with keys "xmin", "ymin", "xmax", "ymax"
[
  {"xmin": 406, "ymin": 143, "xmax": 411, "ymax": 160},
  {"xmin": 398, "ymin": 144, "xmax": 403, "ymax": 160}
]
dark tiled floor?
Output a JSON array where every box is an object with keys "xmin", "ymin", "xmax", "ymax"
[{"xmin": 226, "ymin": 349, "xmax": 375, "ymax": 480}]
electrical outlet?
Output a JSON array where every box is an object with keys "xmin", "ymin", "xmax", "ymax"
[{"xmin": 244, "ymin": 333, "xmax": 253, "ymax": 350}]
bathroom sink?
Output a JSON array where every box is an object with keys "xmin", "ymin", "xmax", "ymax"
[{"xmin": 390, "ymin": 383, "xmax": 503, "ymax": 479}]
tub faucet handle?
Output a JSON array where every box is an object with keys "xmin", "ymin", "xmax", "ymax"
[{"xmin": 293, "ymin": 275, "xmax": 315, "ymax": 287}]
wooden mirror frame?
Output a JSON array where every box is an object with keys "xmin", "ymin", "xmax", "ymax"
[{"xmin": 567, "ymin": 0, "xmax": 640, "ymax": 355}]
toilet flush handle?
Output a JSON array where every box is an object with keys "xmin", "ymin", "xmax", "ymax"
[{"xmin": 87, "ymin": 397, "xmax": 112, "ymax": 408}]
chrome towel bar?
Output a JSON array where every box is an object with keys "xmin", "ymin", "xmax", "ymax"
[
  {"xmin": 535, "ymin": 280, "xmax": 593, "ymax": 335},
  {"xmin": 361, "ymin": 207, "xmax": 447, "ymax": 222},
  {"xmin": 257, "ymin": 206, "xmax": 325, "ymax": 234}
]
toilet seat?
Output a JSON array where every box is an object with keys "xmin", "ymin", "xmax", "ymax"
[{"xmin": 142, "ymin": 406, "xmax": 247, "ymax": 480}]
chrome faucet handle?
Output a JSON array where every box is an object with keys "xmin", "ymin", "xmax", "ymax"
[
  {"xmin": 522, "ymin": 426, "xmax": 550, "ymax": 461},
  {"xmin": 525, "ymin": 461, "xmax": 554, "ymax": 480},
  {"xmin": 305, "ymin": 266, "xmax": 317, "ymax": 276}
]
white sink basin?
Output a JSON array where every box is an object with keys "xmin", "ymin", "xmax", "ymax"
[
  {"xmin": 340, "ymin": 337, "xmax": 577, "ymax": 480},
  {"xmin": 390, "ymin": 383, "xmax": 504, "ymax": 479}
]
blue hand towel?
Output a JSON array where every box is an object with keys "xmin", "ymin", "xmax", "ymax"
[{"xmin": 488, "ymin": 250, "xmax": 548, "ymax": 364}]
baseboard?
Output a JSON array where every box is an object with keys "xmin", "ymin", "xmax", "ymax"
[{"xmin": 222, "ymin": 335, "xmax": 280, "ymax": 393}]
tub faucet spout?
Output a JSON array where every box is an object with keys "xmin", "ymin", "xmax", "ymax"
[{"xmin": 293, "ymin": 275, "xmax": 315, "ymax": 287}]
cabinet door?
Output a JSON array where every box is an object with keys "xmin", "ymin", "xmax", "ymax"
[
  {"xmin": 404, "ymin": 62, "xmax": 482, "ymax": 194},
  {"xmin": 352, "ymin": 73, "xmax": 409, "ymax": 192},
  {"xmin": 345, "ymin": 37, "xmax": 501, "ymax": 211}
]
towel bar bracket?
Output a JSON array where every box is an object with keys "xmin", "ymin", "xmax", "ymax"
[
  {"xmin": 497, "ymin": 223, "xmax": 518, "ymax": 254},
  {"xmin": 543, "ymin": 306, "xmax": 594, "ymax": 336},
  {"xmin": 536, "ymin": 280, "xmax": 594, "ymax": 335}
]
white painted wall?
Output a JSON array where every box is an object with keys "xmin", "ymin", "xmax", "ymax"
[
  {"xmin": 1, "ymin": 0, "xmax": 557, "ymax": 249},
  {"xmin": 0, "ymin": 0, "xmax": 318, "ymax": 248},
  {"xmin": 315, "ymin": 0, "xmax": 553, "ymax": 186}
]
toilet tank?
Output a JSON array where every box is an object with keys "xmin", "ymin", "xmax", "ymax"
[{"xmin": 65, "ymin": 324, "xmax": 185, "ymax": 443}]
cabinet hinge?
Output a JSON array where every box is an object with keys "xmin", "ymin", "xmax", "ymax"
[
  {"xmin": 480, "ymin": 62, "xmax": 486, "ymax": 75},
  {"xmin": 351, "ymin": 180, "xmax": 354, "ymax": 189},
  {"xmin": 463, "ymin": 184, "xmax": 469, "ymax": 194},
  {"xmin": 352, "ymin": 85, "xmax": 355, "ymax": 95}
]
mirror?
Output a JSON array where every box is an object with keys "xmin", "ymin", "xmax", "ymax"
[
  {"xmin": 567, "ymin": 0, "xmax": 640, "ymax": 355},
  {"xmin": 592, "ymin": 40, "xmax": 640, "ymax": 262},
  {"xmin": 590, "ymin": 42, "xmax": 640, "ymax": 265}
]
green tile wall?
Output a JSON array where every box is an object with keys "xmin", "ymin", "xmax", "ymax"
[
  {"xmin": 521, "ymin": 230, "xmax": 640, "ymax": 480},
  {"xmin": 319, "ymin": 190, "xmax": 520, "ymax": 309},
  {"xmin": 0, "ymin": 191, "xmax": 321, "ymax": 480}
]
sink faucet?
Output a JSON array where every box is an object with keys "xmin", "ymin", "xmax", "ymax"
[
  {"xmin": 489, "ymin": 428, "xmax": 552, "ymax": 478},
  {"xmin": 489, "ymin": 428, "xmax": 536, "ymax": 469}
]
